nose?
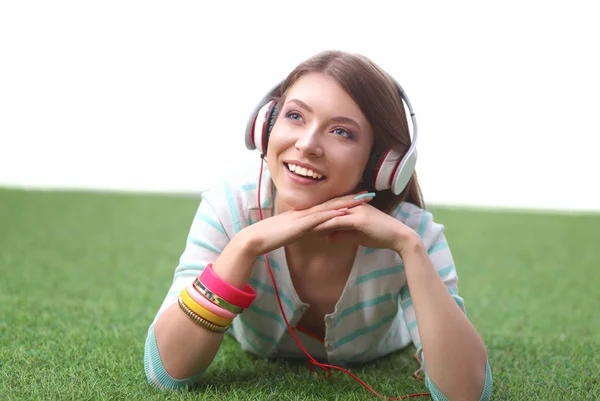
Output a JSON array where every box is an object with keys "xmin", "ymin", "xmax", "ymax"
[{"xmin": 295, "ymin": 126, "xmax": 323, "ymax": 157}]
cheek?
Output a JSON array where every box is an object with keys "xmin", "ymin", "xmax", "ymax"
[
  {"xmin": 265, "ymin": 131, "xmax": 287, "ymax": 172},
  {"xmin": 334, "ymin": 151, "xmax": 370, "ymax": 177},
  {"xmin": 266, "ymin": 127, "xmax": 288, "ymax": 155},
  {"xmin": 265, "ymin": 129, "xmax": 282, "ymax": 158}
]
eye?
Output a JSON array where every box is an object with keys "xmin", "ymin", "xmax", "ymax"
[
  {"xmin": 332, "ymin": 127, "xmax": 353, "ymax": 139},
  {"xmin": 285, "ymin": 111, "xmax": 303, "ymax": 122}
]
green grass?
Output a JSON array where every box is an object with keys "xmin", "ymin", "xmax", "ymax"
[{"xmin": 0, "ymin": 187, "xmax": 598, "ymax": 400}]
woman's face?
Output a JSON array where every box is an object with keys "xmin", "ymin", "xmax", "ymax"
[{"xmin": 266, "ymin": 72, "xmax": 374, "ymax": 211}]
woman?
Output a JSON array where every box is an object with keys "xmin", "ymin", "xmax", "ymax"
[{"xmin": 144, "ymin": 50, "xmax": 493, "ymax": 401}]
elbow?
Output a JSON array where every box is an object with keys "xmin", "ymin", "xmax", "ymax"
[
  {"xmin": 473, "ymin": 358, "xmax": 493, "ymax": 401},
  {"xmin": 144, "ymin": 329, "xmax": 205, "ymax": 390},
  {"xmin": 144, "ymin": 346, "xmax": 205, "ymax": 391},
  {"xmin": 452, "ymin": 359, "xmax": 493, "ymax": 401},
  {"xmin": 459, "ymin": 353, "xmax": 491, "ymax": 401},
  {"xmin": 428, "ymin": 355, "xmax": 492, "ymax": 401}
]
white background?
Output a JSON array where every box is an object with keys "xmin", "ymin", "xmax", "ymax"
[{"xmin": 1, "ymin": 1, "xmax": 598, "ymax": 212}]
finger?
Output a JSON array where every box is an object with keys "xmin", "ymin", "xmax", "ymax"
[
  {"xmin": 311, "ymin": 191, "xmax": 376, "ymax": 215},
  {"xmin": 312, "ymin": 213, "xmax": 356, "ymax": 233},
  {"xmin": 300, "ymin": 208, "xmax": 349, "ymax": 230}
]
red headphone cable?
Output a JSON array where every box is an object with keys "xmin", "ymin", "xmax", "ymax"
[{"xmin": 255, "ymin": 155, "xmax": 430, "ymax": 400}]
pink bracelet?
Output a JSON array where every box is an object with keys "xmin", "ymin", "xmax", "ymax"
[
  {"xmin": 199, "ymin": 263, "xmax": 256, "ymax": 308},
  {"xmin": 186, "ymin": 283, "xmax": 237, "ymax": 319}
]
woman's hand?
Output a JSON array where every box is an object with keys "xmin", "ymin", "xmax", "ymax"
[
  {"xmin": 241, "ymin": 191, "xmax": 374, "ymax": 257},
  {"xmin": 312, "ymin": 202, "xmax": 420, "ymax": 253}
]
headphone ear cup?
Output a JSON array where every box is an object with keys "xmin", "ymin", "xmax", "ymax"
[
  {"xmin": 372, "ymin": 148, "xmax": 417, "ymax": 195},
  {"xmin": 245, "ymin": 82, "xmax": 283, "ymax": 152},
  {"xmin": 390, "ymin": 147, "xmax": 417, "ymax": 195},
  {"xmin": 248, "ymin": 100, "xmax": 279, "ymax": 155},
  {"xmin": 365, "ymin": 146, "xmax": 418, "ymax": 195}
]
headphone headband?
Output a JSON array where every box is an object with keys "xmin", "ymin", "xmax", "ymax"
[{"xmin": 245, "ymin": 77, "xmax": 418, "ymax": 195}]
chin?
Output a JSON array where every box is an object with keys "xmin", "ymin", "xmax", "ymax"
[{"xmin": 277, "ymin": 192, "xmax": 324, "ymax": 211}]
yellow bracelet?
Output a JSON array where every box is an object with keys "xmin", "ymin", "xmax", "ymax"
[
  {"xmin": 180, "ymin": 287, "xmax": 233, "ymax": 327},
  {"xmin": 178, "ymin": 298, "xmax": 230, "ymax": 333}
]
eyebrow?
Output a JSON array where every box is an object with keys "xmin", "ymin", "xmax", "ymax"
[{"xmin": 286, "ymin": 98, "xmax": 362, "ymax": 131}]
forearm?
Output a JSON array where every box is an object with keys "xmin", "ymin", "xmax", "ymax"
[
  {"xmin": 153, "ymin": 230, "xmax": 259, "ymax": 380},
  {"xmin": 399, "ymin": 239, "xmax": 488, "ymax": 401}
]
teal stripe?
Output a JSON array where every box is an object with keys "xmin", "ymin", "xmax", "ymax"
[
  {"xmin": 453, "ymin": 295, "xmax": 466, "ymax": 312},
  {"xmin": 241, "ymin": 183, "xmax": 257, "ymax": 192},
  {"xmin": 233, "ymin": 324, "xmax": 263, "ymax": 355},
  {"xmin": 247, "ymin": 277, "xmax": 294, "ymax": 311},
  {"xmin": 400, "ymin": 284, "xmax": 411, "ymax": 300},
  {"xmin": 334, "ymin": 312, "xmax": 396, "ymax": 348},
  {"xmin": 178, "ymin": 258, "xmax": 208, "ymax": 270},
  {"xmin": 257, "ymin": 256, "xmax": 280, "ymax": 271},
  {"xmin": 437, "ymin": 264, "xmax": 455, "ymax": 278},
  {"xmin": 427, "ymin": 242, "xmax": 447, "ymax": 255},
  {"xmin": 364, "ymin": 247, "xmax": 380, "ymax": 255},
  {"xmin": 238, "ymin": 315, "xmax": 277, "ymax": 346},
  {"xmin": 334, "ymin": 293, "xmax": 398, "ymax": 326},
  {"xmin": 407, "ymin": 319, "xmax": 418, "ymax": 331},
  {"xmin": 448, "ymin": 287, "xmax": 459, "ymax": 296},
  {"xmin": 342, "ymin": 338, "xmax": 380, "ymax": 363},
  {"xmin": 173, "ymin": 269, "xmax": 204, "ymax": 280},
  {"xmin": 246, "ymin": 218, "xmax": 257, "ymax": 226},
  {"xmin": 187, "ymin": 236, "xmax": 221, "ymax": 254},
  {"xmin": 247, "ymin": 303, "xmax": 285, "ymax": 328},
  {"xmin": 400, "ymin": 298, "xmax": 412, "ymax": 308},
  {"xmin": 355, "ymin": 264, "xmax": 404, "ymax": 285},
  {"xmin": 196, "ymin": 214, "xmax": 226, "ymax": 235},
  {"xmin": 393, "ymin": 205, "xmax": 410, "ymax": 218},
  {"xmin": 398, "ymin": 209, "xmax": 410, "ymax": 218},
  {"xmin": 417, "ymin": 213, "xmax": 429, "ymax": 238},
  {"xmin": 224, "ymin": 184, "xmax": 242, "ymax": 233}
]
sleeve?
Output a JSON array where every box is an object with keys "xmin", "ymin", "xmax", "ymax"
[
  {"xmin": 398, "ymin": 211, "xmax": 493, "ymax": 401},
  {"xmin": 144, "ymin": 193, "xmax": 231, "ymax": 390}
]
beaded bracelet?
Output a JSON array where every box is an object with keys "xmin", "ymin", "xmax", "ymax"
[
  {"xmin": 178, "ymin": 298, "xmax": 230, "ymax": 333},
  {"xmin": 180, "ymin": 287, "xmax": 233, "ymax": 327}
]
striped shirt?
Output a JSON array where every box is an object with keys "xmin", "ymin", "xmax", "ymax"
[{"xmin": 144, "ymin": 166, "xmax": 493, "ymax": 401}]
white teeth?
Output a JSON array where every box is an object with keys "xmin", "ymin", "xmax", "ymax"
[{"xmin": 286, "ymin": 163, "xmax": 324, "ymax": 180}]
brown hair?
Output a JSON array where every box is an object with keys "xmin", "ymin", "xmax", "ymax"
[{"xmin": 276, "ymin": 50, "xmax": 424, "ymax": 214}]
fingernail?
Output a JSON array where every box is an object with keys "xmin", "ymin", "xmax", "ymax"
[
  {"xmin": 354, "ymin": 192, "xmax": 376, "ymax": 200},
  {"xmin": 337, "ymin": 207, "xmax": 348, "ymax": 212}
]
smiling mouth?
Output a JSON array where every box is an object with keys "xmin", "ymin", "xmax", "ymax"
[{"xmin": 284, "ymin": 163, "xmax": 326, "ymax": 180}]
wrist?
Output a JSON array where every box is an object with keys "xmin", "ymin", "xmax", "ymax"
[
  {"xmin": 211, "ymin": 228, "xmax": 261, "ymax": 289},
  {"xmin": 393, "ymin": 227, "xmax": 424, "ymax": 257},
  {"xmin": 234, "ymin": 226, "xmax": 264, "ymax": 259}
]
